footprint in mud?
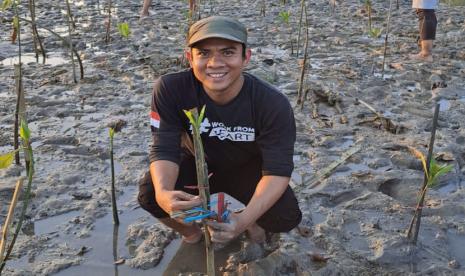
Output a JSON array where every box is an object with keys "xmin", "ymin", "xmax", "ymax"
[{"xmin": 378, "ymin": 177, "xmax": 422, "ymax": 205}]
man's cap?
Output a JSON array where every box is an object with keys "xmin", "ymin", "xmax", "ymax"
[{"xmin": 187, "ymin": 16, "xmax": 247, "ymax": 47}]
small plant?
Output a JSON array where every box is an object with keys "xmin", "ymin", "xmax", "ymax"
[
  {"xmin": 117, "ymin": 22, "xmax": 130, "ymax": 38},
  {"xmin": 368, "ymin": 27, "xmax": 382, "ymax": 38},
  {"xmin": 361, "ymin": 0, "xmax": 372, "ymax": 30},
  {"xmin": 278, "ymin": 10, "xmax": 290, "ymax": 25},
  {"xmin": 409, "ymin": 148, "xmax": 454, "ymax": 191},
  {"xmin": 406, "ymin": 147, "xmax": 454, "ymax": 243},
  {"xmin": 108, "ymin": 119, "xmax": 126, "ymax": 226}
]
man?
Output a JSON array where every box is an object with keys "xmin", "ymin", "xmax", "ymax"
[
  {"xmin": 410, "ymin": 0, "xmax": 438, "ymax": 62},
  {"xmin": 138, "ymin": 16, "xmax": 302, "ymax": 245}
]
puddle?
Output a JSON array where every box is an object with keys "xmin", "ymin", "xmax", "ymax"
[
  {"xmin": 34, "ymin": 211, "xmax": 81, "ymax": 235},
  {"xmin": 447, "ymin": 231, "xmax": 465, "ymax": 266},
  {"xmin": 373, "ymin": 72, "xmax": 393, "ymax": 80},
  {"xmin": 339, "ymin": 136, "xmax": 354, "ymax": 150},
  {"xmin": 8, "ymin": 186, "xmax": 183, "ymax": 275},
  {"xmin": 437, "ymin": 99, "xmax": 451, "ymax": 111},
  {"xmin": 1, "ymin": 53, "xmax": 68, "ymax": 66},
  {"xmin": 311, "ymin": 210, "xmax": 326, "ymax": 225}
]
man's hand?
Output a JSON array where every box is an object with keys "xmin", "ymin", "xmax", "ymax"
[
  {"xmin": 156, "ymin": 190, "xmax": 202, "ymax": 215},
  {"xmin": 206, "ymin": 212, "xmax": 246, "ymax": 244}
]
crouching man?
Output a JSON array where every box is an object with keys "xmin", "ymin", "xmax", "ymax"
[{"xmin": 138, "ymin": 16, "xmax": 302, "ymax": 244}]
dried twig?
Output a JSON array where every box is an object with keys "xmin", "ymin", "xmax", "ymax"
[
  {"xmin": 0, "ymin": 178, "xmax": 24, "ymax": 266},
  {"xmin": 355, "ymin": 98, "xmax": 403, "ymax": 134}
]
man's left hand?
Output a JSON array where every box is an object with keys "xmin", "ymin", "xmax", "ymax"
[{"xmin": 205, "ymin": 212, "xmax": 246, "ymax": 244}]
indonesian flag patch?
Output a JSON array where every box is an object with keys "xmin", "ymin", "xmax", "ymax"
[{"xmin": 150, "ymin": 111, "xmax": 160, "ymax": 128}]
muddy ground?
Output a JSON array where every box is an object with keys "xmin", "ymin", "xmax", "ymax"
[{"xmin": 1, "ymin": 0, "xmax": 465, "ymax": 275}]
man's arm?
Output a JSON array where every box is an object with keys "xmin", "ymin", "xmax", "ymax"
[{"xmin": 150, "ymin": 160, "xmax": 201, "ymax": 215}]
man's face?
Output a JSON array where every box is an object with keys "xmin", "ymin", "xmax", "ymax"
[{"xmin": 186, "ymin": 38, "xmax": 251, "ymax": 103}]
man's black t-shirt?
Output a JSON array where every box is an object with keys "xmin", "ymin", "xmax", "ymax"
[{"xmin": 149, "ymin": 69, "xmax": 296, "ymax": 177}]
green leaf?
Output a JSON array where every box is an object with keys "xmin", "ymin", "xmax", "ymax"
[
  {"xmin": 13, "ymin": 16, "xmax": 19, "ymax": 30},
  {"xmin": 0, "ymin": 150, "xmax": 17, "ymax": 169},
  {"xmin": 109, "ymin": 127, "xmax": 115, "ymax": 139},
  {"xmin": 198, "ymin": 105, "xmax": 206, "ymax": 125},
  {"xmin": 368, "ymin": 27, "xmax": 382, "ymax": 38},
  {"xmin": 428, "ymin": 161, "xmax": 454, "ymax": 188},
  {"xmin": 19, "ymin": 119, "xmax": 30, "ymax": 141},
  {"xmin": 278, "ymin": 11, "xmax": 290, "ymax": 24},
  {"xmin": 1, "ymin": 0, "xmax": 13, "ymax": 11},
  {"xmin": 183, "ymin": 109, "xmax": 196, "ymax": 126},
  {"xmin": 117, "ymin": 22, "xmax": 130, "ymax": 38}
]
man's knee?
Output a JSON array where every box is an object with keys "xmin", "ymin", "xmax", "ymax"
[
  {"xmin": 137, "ymin": 171, "xmax": 169, "ymax": 218},
  {"xmin": 256, "ymin": 187, "xmax": 302, "ymax": 233}
]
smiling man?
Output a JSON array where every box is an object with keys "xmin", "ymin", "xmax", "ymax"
[{"xmin": 138, "ymin": 16, "xmax": 302, "ymax": 245}]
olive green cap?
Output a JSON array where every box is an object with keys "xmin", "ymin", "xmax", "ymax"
[{"xmin": 187, "ymin": 16, "xmax": 247, "ymax": 47}]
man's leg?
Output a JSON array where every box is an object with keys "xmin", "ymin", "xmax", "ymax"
[
  {"xmin": 241, "ymin": 186, "xmax": 302, "ymax": 243},
  {"xmin": 140, "ymin": 0, "xmax": 152, "ymax": 17},
  {"xmin": 411, "ymin": 9, "xmax": 437, "ymax": 62},
  {"xmin": 138, "ymin": 158, "xmax": 203, "ymax": 243}
]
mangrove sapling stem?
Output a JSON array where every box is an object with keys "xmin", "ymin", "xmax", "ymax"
[
  {"xmin": 28, "ymin": 0, "xmax": 46, "ymax": 63},
  {"xmin": 65, "ymin": 0, "xmax": 77, "ymax": 83},
  {"xmin": 367, "ymin": 0, "xmax": 372, "ymax": 32},
  {"xmin": 105, "ymin": 0, "xmax": 112, "ymax": 43},
  {"xmin": 13, "ymin": 64, "xmax": 24, "ymax": 166},
  {"xmin": 381, "ymin": 0, "xmax": 393, "ymax": 79},
  {"xmin": 109, "ymin": 128, "xmax": 120, "ymax": 225},
  {"xmin": 19, "ymin": 17, "xmax": 84, "ymax": 79},
  {"xmin": 65, "ymin": 0, "xmax": 76, "ymax": 30},
  {"xmin": 13, "ymin": 1, "xmax": 22, "ymax": 166},
  {"xmin": 407, "ymin": 103, "xmax": 440, "ymax": 244},
  {"xmin": 184, "ymin": 107, "xmax": 215, "ymax": 276},
  {"xmin": 0, "ymin": 178, "xmax": 24, "ymax": 267},
  {"xmin": 0, "ymin": 121, "xmax": 34, "ymax": 274},
  {"xmin": 112, "ymin": 224, "xmax": 119, "ymax": 274},
  {"xmin": 297, "ymin": 2, "xmax": 309, "ymax": 107},
  {"xmin": 296, "ymin": 0, "xmax": 305, "ymax": 58}
]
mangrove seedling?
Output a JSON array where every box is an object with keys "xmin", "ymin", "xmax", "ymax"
[
  {"xmin": 65, "ymin": 0, "xmax": 77, "ymax": 83},
  {"xmin": 3, "ymin": 0, "xmax": 24, "ymax": 165},
  {"xmin": 361, "ymin": 0, "xmax": 373, "ymax": 31},
  {"xmin": 117, "ymin": 22, "xmax": 131, "ymax": 39},
  {"xmin": 0, "ymin": 120, "xmax": 35, "ymax": 273},
  {"xmin": 381, "ymin": 0, "xmax": 393, "ymax": 78},
  {"xmin": 278, "ymin": 10, "xmax": 290, "ymax": 25},
  {"xmin": 105, "ymin": 0, "xmax": 113, "ymax": 43},
  {"xmin": 406, "ymin": 147, "xmax": 453, "ymax": 242},
  {"xmin": 109, "ymin": 127, "xmax": 119, "ymax": 225},
  {"xmin": 368, "ymin": 27, "xmax": 382, "ymax": 38},
  {"xmin": 184, "ymin": 106, "xmax": 215, "ymax": 276},
  {"xmin": 278, "ymin": 11, "xmax": 294, "ymax": 54},
  {"xmin": 108, "ymin": 119, "xmax": 126, "ymax": 225}
]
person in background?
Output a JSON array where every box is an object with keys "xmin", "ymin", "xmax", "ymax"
[
  {"xmin": 410, "ymin": 0, "xmax": 438, "ymax": 62},
  {"xmin": 140, "ymin": 0, "xmax": 152, "ymax": 18}
]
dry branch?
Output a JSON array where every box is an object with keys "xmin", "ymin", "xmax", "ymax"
[{"xmin": 0, "ymin": 178, "xmax": 24, "ymax": 266}]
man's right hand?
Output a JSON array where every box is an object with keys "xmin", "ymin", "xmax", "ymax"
[{"xmin": 156, "ymin": 190, "xmax": 202, "ymax": 215}]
